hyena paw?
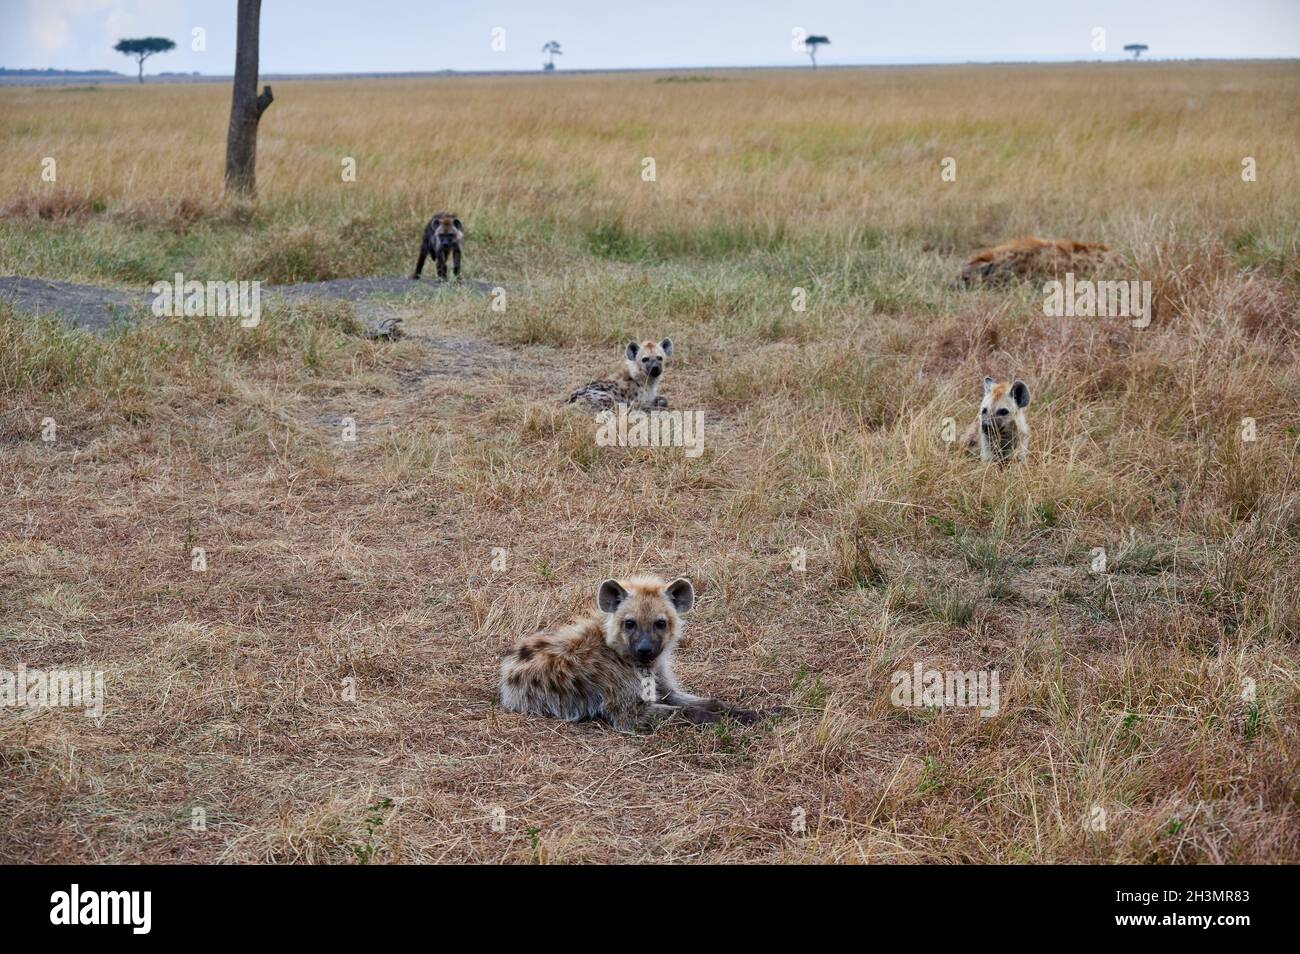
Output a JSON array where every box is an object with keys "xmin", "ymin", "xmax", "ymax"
[{"xmin": 652, "ymin": 396, "xmax": 669, "ymax": 409}]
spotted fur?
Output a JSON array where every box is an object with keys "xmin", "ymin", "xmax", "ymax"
[
  {"xmin": 960, "ymin": 237, "xmax": 1110, "ymax": 286},
  {"xmin": 566, "ymin": 339, "xmax": 673, "ymax": 411},
  {"xmin": 498, "ymin": 575, "xmax": 765, "ymax": 731}
]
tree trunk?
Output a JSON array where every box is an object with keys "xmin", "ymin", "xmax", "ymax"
[
  {"xmin": 224, "ymin": 0, "xmax": 274, "ymax": 195},
  {"xmin": 137, "ymin": 55, "xmax": 144, "ymax": 84}
]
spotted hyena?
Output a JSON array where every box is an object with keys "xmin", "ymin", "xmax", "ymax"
[
  {"xmin": 412, "ymin": 212, "xmax": 464, "ymax": 280},
  {"xmin": 959, "ymin": 237, "xmax": 1110, "ymax": 286},
  {"xmin": 565, "ymin": 339, "xmax": 673, "ymax": 411},
  {"xmin": 961, "ymin": 376, "xmax": 1031, "ymax": 463},
  {"xmin": 498, "ymin": 575, "xmax": 767, "ymax": 731}
]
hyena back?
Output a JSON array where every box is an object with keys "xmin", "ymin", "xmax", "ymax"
[{"xmin": 960, "ymin": 237, "xmax": 1110, "ymax": 286}]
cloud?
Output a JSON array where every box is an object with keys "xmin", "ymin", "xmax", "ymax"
[
  {"xmin": 26, "ymin": 0, "xmax": 114, "ymax": 54},
  {"xmin": 22, "ymin": 0, "xmax": 188, "ymax": 55}
]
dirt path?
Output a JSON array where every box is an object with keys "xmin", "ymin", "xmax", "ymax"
[{"xmin": 0, "ymin": 275, "xmax": 499, "ymax": 333}]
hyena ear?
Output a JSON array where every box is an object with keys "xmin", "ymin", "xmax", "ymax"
[
  {"xmin": 660, "ymin": 338, "xmax": 674, "ymax": 357},
  {"xmin": 983, "ymin": 376, "xmax": 995, "ymax": 396},
  {"xmin": 665, "ymin": 578, "xmax": 695, "ymax": 613},
  {"xmin": 453, "ymin": 218, "xmax": 463, "ymax": 232},
  {"xmin": 625, "ymin": 342, "xmax": 640, "ymax": 360},
  {"xmin": 597, "ymin": 579, "xmax": 629, "ymax": 613},
  {"xmin": 1011, "ymin": 380, "xmax": 1030, "ymax": 408}
]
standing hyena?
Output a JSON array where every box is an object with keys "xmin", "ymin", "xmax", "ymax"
[
  {"xmin": 962, "ymin": 376, "xmax": 1031, "ymax": 463},
  {"xmin": 565, "ymin": 339, "xmax": 673, "ymax": 411},
  {"xmin": 499, "ymin": 575, "xmax": 766, "ymax": 730},
  {"xmin": 412, "ymin": 212, "xmax": 464, "ymax": 280}
]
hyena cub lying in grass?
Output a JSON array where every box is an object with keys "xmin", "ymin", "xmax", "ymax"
[
  {"xmin": 499, "ymin": 575, "xmax": 766, "ymax": 731},
  {"xmin": 566, "ymin": 339, "xmax": 672, "ymax": 411},
  {"xmin": 962, "ymin": 376, "xmax": 1031, "ymax": 463},
  {"xmin": 411, "ymin": 212, "xmax": 464, "ymax": 280}
]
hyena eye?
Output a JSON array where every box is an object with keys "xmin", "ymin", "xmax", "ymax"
[
  {"xmin": 623, "ymin": 618, "xmax": 637, "ymax": 631},
  {"xmin": 997, "ymin": 408, "xmax": 1009, "ymax": 416},
  {"xmin": 654, "ymin": 618, "xmax": 667, "ymax": 630}
]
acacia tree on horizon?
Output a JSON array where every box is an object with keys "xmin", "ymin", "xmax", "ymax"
[
  {"xmin": 542, "ymin": 41, "xmax": 563, "ymax": 71},
  {"xmin": 805, "ymin": 35, "xmax": 830, "ymax": 69},
  {"xmin": 113, "ymin": 36, "xmax": 176, "ymax": 83},
  {"xmin": 1123, "ymin": 43, "xmax": 1150, "ymax": 60}
]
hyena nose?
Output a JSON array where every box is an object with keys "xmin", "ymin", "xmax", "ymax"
[
  {"xmin": 649, "ymin": 365, "xmax": 662, "ymax": 377},
  {"xmin": 632, "ymin": 640, "xmax": 656, "ymax": 662}
]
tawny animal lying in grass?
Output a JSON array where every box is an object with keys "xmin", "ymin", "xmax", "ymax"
[
  {"xmin": 961, "ymin": 376, "xmax": 1031, "ymax": 463},
  {"xmin": 959, "ymin": 237, "xmax": 1110, "ymax": 286},
  {"xmin": 565, "ymin": 338, "xmax": 673, "ymax": 411},
  {"xmin": 499, "ymin": 575, "xmax": 768, "ymax": 731}
]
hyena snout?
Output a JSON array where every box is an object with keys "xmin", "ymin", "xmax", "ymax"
[
  {"xmin": 981, "ymin": 409, "xmax": 1014, "ymax": 435},
  {"xmin": 631, "ymin": 636, "xmax": 659, "ymax": 663},
  {"xmin": 625, "ymin": 623, "xmax": 662, "ymax": 663},
  {"xmin": 644, "ymin": 357, "xmax": 663, "ymax": 378}
]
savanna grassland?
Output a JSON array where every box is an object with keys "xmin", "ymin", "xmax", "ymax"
[{"xmin": 1, "ymin": 63, "xmax": 1298, "ymax": 863}]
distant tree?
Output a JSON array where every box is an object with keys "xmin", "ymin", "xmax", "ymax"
[
  {"xmin": 804, "ymin": 35, "xmax": 830, "ymax": 69},
  {"xmin": 542, "ymin": 41, "xmax": 563, "ymax": 71},
  {"xmin": 224, "ymin": 0, "xmax": 274, "ymax": 194},
  {"xmin": 113, "ymin": 37, "xmax": 176, "ymax": 84},
  {"xmin": 1123, "ymin": 43, "xmax": 1149, "ymax": 60}
]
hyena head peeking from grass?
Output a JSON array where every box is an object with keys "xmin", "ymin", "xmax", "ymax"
[
  {"xmin": 963, "ymin": 376, "xmax": 1031, "ymax": 463},
  {"xmin": 599, "ymin": 575, "xmax": 693, "ymax": 665},
  {"xmin": 626, "ymin": 338, "xmax": 672, "ymax": 385}
]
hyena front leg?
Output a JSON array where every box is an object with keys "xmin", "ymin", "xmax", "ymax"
[
  {"xmin": 412, "ymin": 240, "xmax": 429, "ymax": 280},
  {"xmin": 603, "ymin": 701, "xmax": 683, "ymax": 733},
  {"xmin": 435, "ymin": 246, "xmax": 449, "ymax": 280},
  {"xmin": 618, "ymin": 699, "xmax": 727, "ymax": 729},
  {"xmin": 452, "ymin": 244, "xmax": 462, "ymax": 278},
  {"xmin": 643, "ymin": 700, "xmax": 725, "ymax": 725},
  {"xmin": 662, "ymin": 690, "xmax": 764, "ymax": 725}
]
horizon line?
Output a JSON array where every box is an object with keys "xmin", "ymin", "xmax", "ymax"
[{"xmin": 3, "ymin": 56, "xmax": 1298, "ymax": 85}]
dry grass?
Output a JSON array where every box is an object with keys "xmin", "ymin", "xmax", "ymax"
[{"xmin": 1, "ymin": 63, "xmax": 1298, "ymax": 863}]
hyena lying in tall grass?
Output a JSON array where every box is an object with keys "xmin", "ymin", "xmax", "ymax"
[
  {"xmin": 566, "ymin": 339, "xmax": 672, "ymax": 411},
  {"xmin": 959, "ymin": 237, "xmax": 1110, "ymax": 286},
  {"xmin": 499, "ymin": 575, "xmax": 767, "ymax": 730},
  {"xmin": 961, "ymin": 376, "xmax": 1031, "ymax": 463}
]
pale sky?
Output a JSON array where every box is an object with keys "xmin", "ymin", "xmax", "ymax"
[{"xmin": 2, "ymin": 0, "xmax": 1298, "ymax": 74}]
